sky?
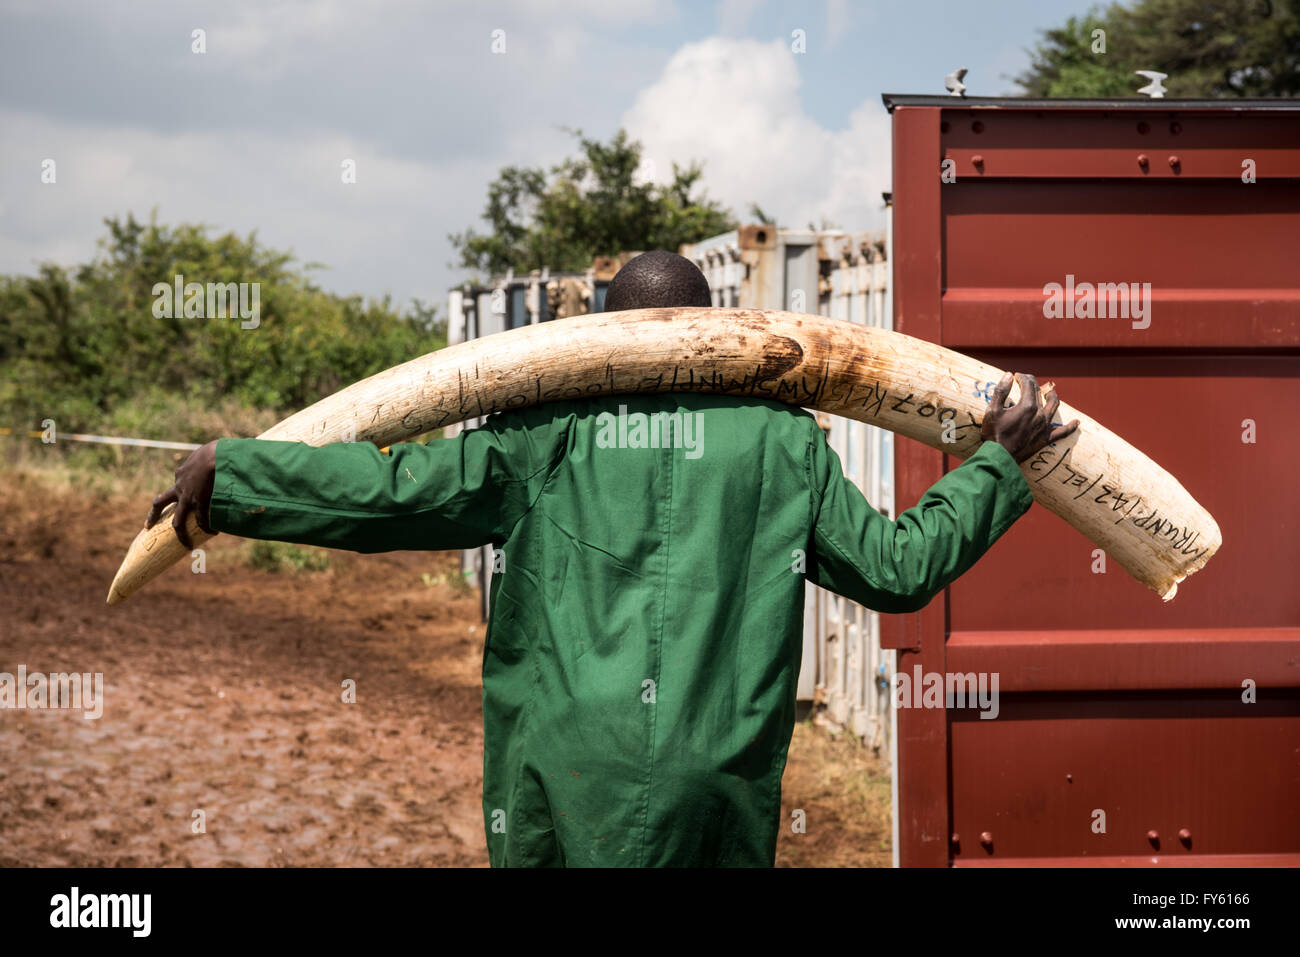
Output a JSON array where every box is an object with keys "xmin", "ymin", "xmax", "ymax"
[{"xmin": 1, "ymin": 0, "xmax": 1102, "ymax": 311}]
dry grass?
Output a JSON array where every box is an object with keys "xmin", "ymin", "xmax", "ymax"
[{"xmin": 776, "ymin": 718, "xmax": 893, "ymax": 867}]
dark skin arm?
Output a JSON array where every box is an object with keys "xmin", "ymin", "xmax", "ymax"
[{"xmin": 145, "ymin": 372, "xmax": 1079, "ymax": 547}]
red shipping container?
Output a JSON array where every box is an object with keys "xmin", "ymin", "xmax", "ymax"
[{"xmin": 883, "ymin": 94, "xmax": 1300, "ymax": 867}]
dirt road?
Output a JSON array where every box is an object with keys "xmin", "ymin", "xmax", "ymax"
[{"xmin": 0, "ymin": 469, "xmax": 889, "ymax": 867}]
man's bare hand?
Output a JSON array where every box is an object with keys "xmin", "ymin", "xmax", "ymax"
[
  {"xmin": 981, "ymin": 372, "xmax": 1080, "ymax": 463},
  {"xmin": 145, "ymin": 439, "xmax": 218, "ymax": 548}
]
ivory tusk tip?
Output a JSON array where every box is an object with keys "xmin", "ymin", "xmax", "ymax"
[
  {"xmin": 106, "ymin": 575, "xmax": 128, "ymax": 605},
  {"xmin": 107, "ymin": 558, "xmax": 135, "ymax": 605}
]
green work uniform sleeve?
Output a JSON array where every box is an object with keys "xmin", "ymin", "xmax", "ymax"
[
  {"xmin": 809, "ymin": 438, "xmax": 1034, "ymax": 613},
  {"xmin": 207, "ymin": 412, "xmax": 572, "ymax": 553}
]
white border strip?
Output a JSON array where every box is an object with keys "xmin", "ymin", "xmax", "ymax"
[{"xmin": 0, "ymin": 428, "xmax": 201, "ymax": 451}]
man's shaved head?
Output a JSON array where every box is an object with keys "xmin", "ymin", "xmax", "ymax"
[{"xmin": 603, "ymin": 250, "xmax": 712, "ymax": 313}]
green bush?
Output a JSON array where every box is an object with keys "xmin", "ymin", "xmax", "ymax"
[
  {"xmin": 244, "ymin": 540, "xmax": 332, "ymax": 574},
  {"xmin": 1, "ymin": 213, "xmax": 445, "ymax": 440}
]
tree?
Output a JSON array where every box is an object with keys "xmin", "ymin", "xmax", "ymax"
[
  {"xmin": 450, "ymin": 129, "xmax": 737, "ymax": 276},
  {"xmin": 1015, "ymin": 0, "xmax": 1300, "ymax": 98},
  {"xmin": 1, "ymin": 212, "xmax": 443, "ymax": 437}
]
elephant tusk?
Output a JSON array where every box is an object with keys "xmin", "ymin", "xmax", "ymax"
[{"xmin": 107, "ymin": 308, "xmax": 1220, "ymax": 605}]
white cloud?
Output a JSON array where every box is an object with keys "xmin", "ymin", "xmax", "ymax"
[
  {"xmin": 717, "ymin": 0, "xmax": 762, "ymax": 34},
  {"xmin": 124, "ymin": 0, "xmax": 674, "ymax": 70},
  {"xmin": 0, "ymin": 9, "xmax": 896, "ymax": 313},
  {"xmin": 0, "ymin": 1, "xmax": 685, "ymax": 307},
  {"xmin": 825, "ymin": 0, "xmax": 852, "ymax": 49},
  {"xmin": 622, "ymin": 37, "xmax": 889, "ymax": 232},
  {"xmin": 515, "ymin": 0, "xmax": 677, "ymax": 21},
  {"xmin": 0, "ymin": 109, "xmax": 487, "ymax": 305}
]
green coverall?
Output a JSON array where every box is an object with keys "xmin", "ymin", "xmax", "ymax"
[{"xmin": 209, "ymin": 394, "xmax": 1034, "ymax": 867}]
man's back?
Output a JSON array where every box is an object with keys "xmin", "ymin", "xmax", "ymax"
[{"xmin": 481, "ymin": 394, "xmax": 827, "ymax": 866}]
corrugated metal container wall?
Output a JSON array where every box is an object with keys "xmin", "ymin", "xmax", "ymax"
[{"xmin": 885, "ymin": 94, "xmax": 1300, "ymax": 867}]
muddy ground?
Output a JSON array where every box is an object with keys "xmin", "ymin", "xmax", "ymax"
[{"xmin": 0, "ymin": 468, "xmax": 890, "ymax": 867}]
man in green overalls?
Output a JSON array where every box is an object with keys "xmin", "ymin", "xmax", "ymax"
[{"xmin": 148, "ymin": 251, "xmax": 1077, "ymax": 867}]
